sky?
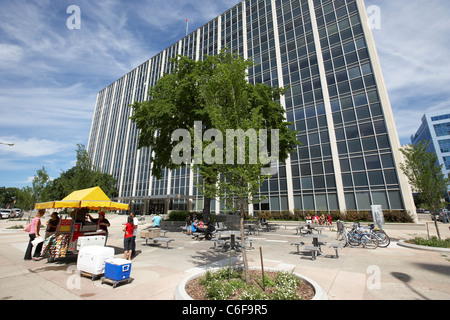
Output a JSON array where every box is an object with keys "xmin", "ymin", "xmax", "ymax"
[{"xmin": 0, "ymin": 0, "xmax": 449, "ymax": 189}]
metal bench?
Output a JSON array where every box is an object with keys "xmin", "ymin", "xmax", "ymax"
[
  {"xmin": 328, "ymin": 243, "xmax": 343, "ymax": 259},
  {"xmin": 303, "ymin": 245, "xmax": 321, "ymax": 260},
  {"xmin": 291, "ymin": 241, "xmax": 305, "ymax": 253},
  {"xmin": 147, "ymin": 237, "xmax": 174, "ymax": 250}
]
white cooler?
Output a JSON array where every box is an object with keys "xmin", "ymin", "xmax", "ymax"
[
  {"xmin": 76, "ymin": 235, "xmax": 106, "ymax": 250},
  {"xmin": 77, "ymin": 245, "xmax": 115, "ymax": 276}
]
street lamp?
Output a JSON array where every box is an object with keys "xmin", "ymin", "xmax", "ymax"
[{"xmin": 0, "ymin": 142, "xmax": 14, "ymax": 146}]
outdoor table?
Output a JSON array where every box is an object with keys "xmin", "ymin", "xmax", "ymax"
[
  {"xmin": 302, "ymin": 233, "xmax": 329, "ymax": 253},
  {"xmin": 244, "ymin": 224, "xmax": 258, "ymax": 235}
]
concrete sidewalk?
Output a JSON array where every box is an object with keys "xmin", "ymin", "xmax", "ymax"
[{"xmin": 0, "ymin": 213, "xmax": 449, "ymax": 300}]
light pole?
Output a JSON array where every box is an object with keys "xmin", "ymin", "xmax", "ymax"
[{"xmin": 0, "ymin": 142, "xmax": 14, "ymax": 146}]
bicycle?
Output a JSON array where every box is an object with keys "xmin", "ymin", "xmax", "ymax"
[
  {"xmin": 352, "ymin": 222, "xmax": 390, "ymax": 248},
  {"xmin": 336, "ymin": 221, "xmax": 379, "ymax": 249}
]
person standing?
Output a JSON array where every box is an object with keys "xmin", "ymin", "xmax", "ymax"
[
  {"xmin": 24, "ymin": 209, "xmax": 45, "ymax": 261},
  {"xmin": 123, "ymin": 216, "xmax": 134, "ymax": 260},
  {"xmin": 130, "ymin": 212, "xmax": 139, "ymax": 257},
  {"xmin": 88, "ymin": 211, "xmax": 111, "ymax": 243}
]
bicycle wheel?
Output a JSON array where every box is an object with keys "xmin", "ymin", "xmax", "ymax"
[
  {"xmin": 347, "ymin": 230, "xmax": 362, "ymax": 247},
  {"xmin": 373, "ymin": 230, "xmax": 390, "ymax": 248},
  {"xmin": 337, "ymin": 231, "xmax": 348, "ymax": 247},
  {"xmin": 361, "ymin": 233, "xmax": 379, "ymax": 249}
]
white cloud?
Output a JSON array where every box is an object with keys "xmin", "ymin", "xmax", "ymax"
[
  {"xmin": 366, "ymin": 0, "xmax": 450, "ymax": 143},
  {"xmin": 0, "ymin": 136, "xmax": 69, "ymax": 158}
]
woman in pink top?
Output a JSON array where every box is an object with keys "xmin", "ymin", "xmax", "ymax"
[{"xmin": 24, "ymin": 209, "xmax": 45, "ymax": 261}]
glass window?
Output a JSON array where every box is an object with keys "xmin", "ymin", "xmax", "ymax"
[
  {"xmin": 340, "ymin": 158, "xmax": 351, "ymax": 172},
  {"xmin": 388, "ymin": 191, "xmax": 403, "ymax": 210},
  {"xmin": 359, "ymin": 122, "xmax": 374, "ymax": 136},
  {"xmin": 353, "ymin": 172, "xmax": 368, "ymax": 186},
  {"xmin": 294, "ymin": 195, "xmax": 302, "ymax": 209},
  {"xmin": 345, "ymin": 125, "xmax": 359, "ymax": 139},
  {"xmin": 314, "ymin": 176, "xmax": 325, "ymax": 189},
  {"xmin": 347, "ymin": 139, "xmax": 362, "ymax": 153},
  {"xmin": 366, "ymin": 155, "xmax": 381, "ymax": 169},
  {"xmin": 303, "ymin": 195, "xmax": 314, "ymax": 210},
  {"xmin": 356, "ymin": 192, "xmax": 371, "ymax": 210},
  {"xmin": 384, "ymin": 169, "xmax": 398, "ymax": 184},
  {"xmin": 328, "ymin": 194, "xmax": 339, "ymax": 210},
  {"xmin": 348, "ymin": 66, "xmax": 361, "ymax": 79},
  {"xmin": 302, "ymin": 177, "xmax": 313, "ymax": 189},
  {"xmin": 368, "ymin": 171, "xmax": 384, "ymax": 185},
  {"xmin": 270, "ymin": 197, "xmax": 280, "ymax": 210},
  {"xmin": 372, "ymin": 191, "xmax": 389, "ymax": 209},
  {"xmin": 315, "ymin": 194, "xmax": 327, "ymax": 210},
  {"xmin": 351, "ymin": 157, "xmax": 365, "ymax": 171},
  {"xmin": 345, "ymin": 193, "xmax": 357, "ymax": 210},
  {"xmin": 362, "ymin": 137, "xmax": 377, "ymax": 151},
  {"xmin": 342, "ymin": 173, "xmax": 353, "ymax": 187}
]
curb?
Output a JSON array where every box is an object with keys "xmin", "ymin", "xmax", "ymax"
[
  {"xmin": 397, "ymin": 240, "xmax": 450, "ymax": 253},
  {"xmin": 174, "ymin": 266, "xmax": 328, "ymax": 300}
]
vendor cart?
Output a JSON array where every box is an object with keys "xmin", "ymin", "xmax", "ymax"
[{"xmin": 35, "ymin": 186, "xmax": 129, "ymax": 262}]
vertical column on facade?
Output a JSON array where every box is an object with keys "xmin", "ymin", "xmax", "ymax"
[
  {"xmin": 242, "ymin": 0, "xmax": 254, "ymax": 216},
  {"xmin": 99, "ymin": 82, "xmax": 117, "ymax": 171},
  {"xmin": 271, "ymin": 0, "xmax": 295, "ymax": 212},
  {"xmin": 118, "ymin": 75, "xmax": 135, "ymax": 198},
  {"xmin": 355, "ymin": 0, "xmax": 417, "ymax": 221},
  {"xmin": 188, "ymin": 29, "xmax": 202, "ymax": 212},
  {"xmin": 130, "ymin": 71, "xmax": 141, "ymax": 199},
  {"xmin": 145, "ymin": 59, "xmax": 154, "ymax": 197},
  {"xmin": 307, "ymin": 0, "xmax": 346, "ymax": 212},
  {"xmin": 215, "ymin": 18, "xmax": 222, "ymax": 214},
  {"xmin": 87, "ymin": 93, "xmax": 100, "ymax": 158},
  {"xmin": 110, "ymin": 74, "xmax": 128, "ymax": 176},
  {"xmin": 91, "ymin": 87, "xmax": 108, "ymax": 168}
]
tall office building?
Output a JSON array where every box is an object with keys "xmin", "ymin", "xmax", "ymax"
[
  {"xmin": 87, "ymin": 0, "xmax": 416, "ymax": 219},
  {"xmin": 411, "ymin": 110, "xmax": 450, "ymax": 195}
]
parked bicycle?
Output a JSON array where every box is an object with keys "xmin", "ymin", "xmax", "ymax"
[
  {"xmin": 336, "ymin": 220, "xmax": 379, "ymax": 249},
  {"xmin": 351, "ymin": 222, "xmax": 390, "ymax": 248}
]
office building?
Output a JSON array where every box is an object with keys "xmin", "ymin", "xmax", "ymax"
[
  {"xmin": 411, "ymin": 110, "xmax": 450, "ymax": 195},
  {"xmin": 87, "ymin": 0, "xmax": 416, "ymax": 217}
]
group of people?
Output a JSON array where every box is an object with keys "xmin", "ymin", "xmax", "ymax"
[
  {"xmin": 305, "ymin": 213, "xmax": 332, "ymax": 226},
  {"xmin": 185, "ymin": 214, "xmax": 216, "ymax": 240},
  {"xmin": 123, "ymin": 212, "xmax": 161, "ymax": 260},
  {"xmin": 24, "ymin": 209, "xmax": 111, "ymax": 261}
]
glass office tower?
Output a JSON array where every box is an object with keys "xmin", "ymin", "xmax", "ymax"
[
  {"xmin": 411, "ymin": 110, "xmax": 450, "ymax": 195},
  {"xmin": 87, "ymin": 0, "xmax": 416, "ymax": 218}
]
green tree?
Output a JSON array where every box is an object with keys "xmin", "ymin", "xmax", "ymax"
[
  {"xmin": 43, "ymin": 145, "xmax": 118, "ymax": 200},
  {"xmin": 131, "ymin": 50, "xmax": 297, "ymax": 224},
  {"xmin": 198, "ymin": 51, "xmax": 297, "ymax": 283},
  {"xmin": 32, "ymin": 167, "xmax": 50, "ymax": 204},
  {"xmin": 400, "ymin": 141, "xmax": 449, "ymax": 240}
]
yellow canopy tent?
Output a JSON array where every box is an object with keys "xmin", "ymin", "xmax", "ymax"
[{"xmin": 35, "ymin": 186, "xmax": 129, "ymax": 211}]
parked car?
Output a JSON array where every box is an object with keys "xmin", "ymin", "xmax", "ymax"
[
  {"xmin": 11, "ymin": 208, "xmax": 23, "ymax": 218},
  {"xmin": 0, "ymin": 209, "xmax": 13, "ymax": 219}
]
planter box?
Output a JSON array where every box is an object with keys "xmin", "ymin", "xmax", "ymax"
[{"xmin": 174, "ymin": 266, "xmax": 327, "ymax": 300}]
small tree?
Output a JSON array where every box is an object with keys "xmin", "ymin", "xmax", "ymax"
[
  {"xmin": 400, "ymin": 141, "xmax": 449, "ymax": 240},
  {"xmin": 198, "ymin": 51, "xmax": 298, "ymax": 283}
]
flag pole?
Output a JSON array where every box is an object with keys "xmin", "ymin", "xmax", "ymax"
[{"xmin": 186, "ymin": 19, "xmax": 188, "ymax": 36}]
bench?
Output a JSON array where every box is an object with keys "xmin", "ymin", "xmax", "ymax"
[
  {"xmin": 328, "ymin": 243, "xmax": 343, "ymax": 259},
  {"xmin": 146, "ymin": 237, "xmax": 174, "ymax": 250},
  {"xmin": 192, "ymin": 232, "xmax": 205, "ymax": 240},
  {"xmin": 291, "ymin": 241, "xmax": 305, "ymax": 254},
  {"xmin": 303, "ymin": 245, "xmax": 321, "ymax": 260}
]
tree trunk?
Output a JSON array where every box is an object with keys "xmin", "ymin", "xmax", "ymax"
[
  {"xmin": 239, "ymin": 198, "xmax": 250, "ymax": 284},
  {"xmin": 202, "ymin": 196, "xmax": 211, "ymax": 223}
]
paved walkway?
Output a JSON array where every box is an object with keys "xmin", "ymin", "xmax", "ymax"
[{"xmin": 0, "ymin": 213, "xmax": 449, "ymax": 300}]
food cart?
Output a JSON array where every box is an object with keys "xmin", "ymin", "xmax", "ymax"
[{"xmin": 35, "ymin": 186, "xmax": 129, "ymax": 262}]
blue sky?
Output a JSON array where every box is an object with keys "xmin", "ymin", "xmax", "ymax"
[{"xmin": 0, "ymin": 0, "xmax": 449, "ymax": 189}]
